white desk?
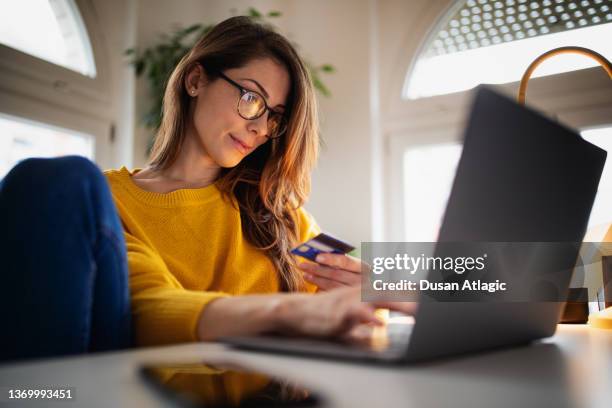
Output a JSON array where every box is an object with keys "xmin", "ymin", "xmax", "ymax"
[{"xmin": 0, "ymin": 325, "xmax": 610, "ymax": 408}]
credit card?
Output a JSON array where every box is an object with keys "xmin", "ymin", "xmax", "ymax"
[{"xmin": 290, "ymin": 232, "xmax": 355, "ymax": 262}]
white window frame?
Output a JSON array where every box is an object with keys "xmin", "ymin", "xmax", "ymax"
[{"xmin": 0, "ymin": 0, "xmax": 113, "ymax": 168}]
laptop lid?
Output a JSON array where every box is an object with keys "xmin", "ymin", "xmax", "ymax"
[{"xmin": 403, "ymin": 86, "xmax": 606, "ymax": 362}]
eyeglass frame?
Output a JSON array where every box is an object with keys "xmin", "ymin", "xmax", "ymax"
[{"xmin": 216, "ymin": 71, "xmax": 288, "ymax": 139}]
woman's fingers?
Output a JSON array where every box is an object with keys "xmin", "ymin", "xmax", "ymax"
[
  {"xmin": 289, "ymin": 286, "xmax": 409, "ymax": 339},
  {"xmin": 330, "ymin": 296, "xmax": 383, "ymax": 334},
  {"xmin": 332, "ymin": 288, "xmax": 382, "ymax": 328},
  {"xmin": 300, "ymin": 262, "xmax": 361, "ymax": 286},
  {"xmin": 315, "ymin": 253, "xmax": 363, "ymax": 273},
  {"xmin": 373, "ymin": 301, "xmax": 418, "ymax": 316},
  {"xmin": 303, "ymin": 272, "xmax": 344, "ymax": 291},
  {"xmin": 348, "ymin": 304, "xmax": 384, "ymax": 327},
  {"xmin": 338, "ymin": 306, "xmax": 384, "ymax": 339},
  {"xmin": 297, "ymin": 253, "xmax": 366, "ymax": 290}
]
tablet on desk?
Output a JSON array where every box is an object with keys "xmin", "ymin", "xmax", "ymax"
[{"xmin": 140, "ymin": 361, "xmax": 323, "ymax": 407}]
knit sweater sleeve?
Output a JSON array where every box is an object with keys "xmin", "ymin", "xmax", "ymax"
[
  {"xmin": 295, "ymin": 207, "xmax": 322, "ymax": 243},
  {"xmin": 125, "ymin": 231, "xmax": 228, "ymax": 346}
]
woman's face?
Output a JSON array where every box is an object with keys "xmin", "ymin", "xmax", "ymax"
[{"xmin": 186, "ymin": 58, "xmax": 291, "ymax": 168}]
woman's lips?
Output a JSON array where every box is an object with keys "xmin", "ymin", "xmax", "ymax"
[{"xmin": 230, "ymin": 134, "xmax": 250, "ymax": 154}]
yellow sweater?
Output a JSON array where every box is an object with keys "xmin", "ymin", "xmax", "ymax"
[{"xmin": 104, "ymin": 167, "xmax": 320, "ymax": 346}]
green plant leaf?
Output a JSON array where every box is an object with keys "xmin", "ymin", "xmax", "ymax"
[
  {"xmin": 135, "ymin": 60, "xmax": 145, "ymax": 76},
  {"xmin": 184, "ymin": 23, "xmax": 202, "ymax": 34},
  {"xmin": 311, "ymin": 73, "xmax": 331, "ymax": 97},
  {"xmin": 320, "ymin": 64, "xmax": 335, "ymax": 73},
  {"xmin": 247, "ymin": 7, "xmax": 262, "ymax": 18},
  {"xmin": 267, "ymin": 11, "xmax": 282, "ymax": 17},
  {"xmin": 143, "ymin": 111, "xmax": 161, "ymax": 128}
]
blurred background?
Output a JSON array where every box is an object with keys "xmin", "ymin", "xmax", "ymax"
[{"xmin": 0, "ymin": 0, "xmax": 611, "ymax": 245}]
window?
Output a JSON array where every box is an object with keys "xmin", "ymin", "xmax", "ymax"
[
  {"xmin": 0, "ymin": 0, "xmax": 96, "ymax": 77},
  {"xmin": 405, "ymin": 0, "xmax": 612, "ymax": 99},
  {"xmin": 0, "ymin": 113, "xmax": 94, "ymax": 178},
  {"xmin": 0, "ymin": 0, "xmax": 116, "ymax": 170},
  {"xmin": 403, "ymin": 125, "xmax": 612, "ymax": 241},
  {"xmin": 403, "ymin": 143, "xmax": 462, "ymax": 241},
  {"xmin": 582, "ymin": 125, "xmax": 612, "ymax": 229}
]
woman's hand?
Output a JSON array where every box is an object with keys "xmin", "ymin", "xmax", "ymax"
[
  {"xmin": 298, "ymin": 253, "xmax": 363, "ymax": 290},
  {"xmin": 198, "ymin": 286, "xmax": 417, "ymax": 342},
  {"xmin": 277, "ymin": 287, "xmax": 380, "ymax": 337},
  {"xmin": 276, "ymin": 287, "xmax": 417, "ymax": 338}
]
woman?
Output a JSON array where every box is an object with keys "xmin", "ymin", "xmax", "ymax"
[{"xmin": 0, "ymin": 16, "xmax": 411, "ymax": 360}]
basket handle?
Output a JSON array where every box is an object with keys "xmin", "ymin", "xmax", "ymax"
[{"xmin": 518, "ymin": 46, "xmax": 612, "ymax": 105}]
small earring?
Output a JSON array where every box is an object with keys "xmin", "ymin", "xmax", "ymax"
[{"xmin": 191, "ymin": 89, "xmax": 196, "ymax": 95}]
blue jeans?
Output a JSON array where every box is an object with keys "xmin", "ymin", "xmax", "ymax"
[{"xmin": 0, "ymin": 156, "xmax": 131, "ymax": 361}]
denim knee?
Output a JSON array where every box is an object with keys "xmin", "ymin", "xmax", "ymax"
[
  {"xmin": 3, "ymin": 155, "xmax": 106, "ymax": 194},
  {"xmin": 1, "ymin": 155, "xmax": 121, "ymax": 239}
]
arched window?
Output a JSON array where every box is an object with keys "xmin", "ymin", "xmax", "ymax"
[
  {"xmin": 0, "ymin": 0, "xmax": 113, "ymax": 178},
  {"xmin": 405, "ymin": 0, "xmax": 612, "ymax": 99},
  {"xmin": 0, "ymin": 0, "xmax": 96, "ymax": 77},
  {"xmin": 388, "ymin": 0, "xmax": 612, "ymax": 242}
]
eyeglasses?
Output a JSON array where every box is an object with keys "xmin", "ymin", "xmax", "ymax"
[{"xmin": 217, "ymin": 72, "xmax": 288, "ymax": 139}]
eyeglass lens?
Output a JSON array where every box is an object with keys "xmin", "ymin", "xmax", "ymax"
[{"xmin": 238, "ymin": 92, "xmax": 286, "ymax": 138}]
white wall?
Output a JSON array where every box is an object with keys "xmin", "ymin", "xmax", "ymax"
[
  {"xmin": 90, "ymin": 0, "xmax": 137, "ymax": 169},
  {"xmin": 281, "ymin": 1, "xmax": 375, "ymax": 245}
]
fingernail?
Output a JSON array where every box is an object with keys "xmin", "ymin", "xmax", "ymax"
[
  {"xmin": 316, "ymin": 254, "xmax": 326, "ymax": 263},
  {"xmin": 304, "ymin": 273, "xmax": 312, "ymax": 280},
  {"xmin": 300, "ymin": 262, "xmax": 311, "ymax": 270}
]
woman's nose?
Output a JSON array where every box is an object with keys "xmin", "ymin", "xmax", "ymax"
[{"xmin": 247, "ymin": 112, "xmax": 269, "ymax": 138}]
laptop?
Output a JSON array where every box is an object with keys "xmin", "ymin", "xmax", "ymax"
[{"xmin": 221, "ymin": 86, "xmax": 606, "ymax": 363}]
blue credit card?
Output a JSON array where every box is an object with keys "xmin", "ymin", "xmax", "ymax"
[{"xmin": 291, "ymin": 232, "xmax": 355, "ymax": 262}]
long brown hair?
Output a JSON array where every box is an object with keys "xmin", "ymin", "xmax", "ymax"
[{"xmin": 148, "ymin": 16, "xmax": 319, "ymax": 291}]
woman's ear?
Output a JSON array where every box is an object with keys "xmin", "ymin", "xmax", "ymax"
[{"xmin": 184, "ymin": 63, "xmax": 207, "ymax": 97}]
